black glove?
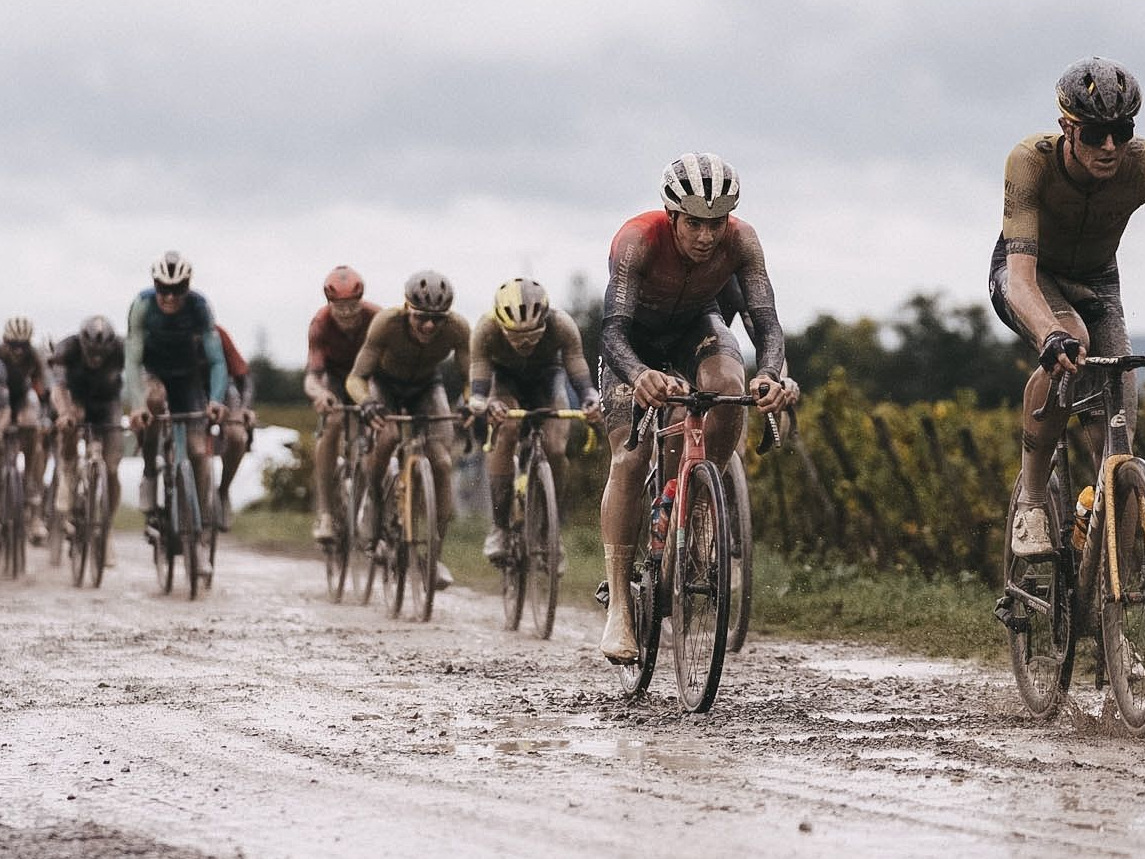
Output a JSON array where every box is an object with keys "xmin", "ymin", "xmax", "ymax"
[
  {"xmin": 1039, "ymin": 330, "xmax": 1081, "ymax": 372},
  {"xmin": 360, "ymin": 400, "xmax": 389, "ymax": 423}
]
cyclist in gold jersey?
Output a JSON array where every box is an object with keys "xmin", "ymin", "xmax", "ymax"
[
  {"xmin": 346, "ymin": 270, "xmax": 470, "ymax": 590},
  {"xmin": 990, "ymin": 57, "xmax": 1145, "ymax": 555}
]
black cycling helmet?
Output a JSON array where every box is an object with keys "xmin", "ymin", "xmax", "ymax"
[
  {"xmin": 1057, "ymin": 57, "xmax": 1142, "ymax": 123},
  {"xmin": 78, "ymin": 315, "xmax": 117, "ymax": 363}
]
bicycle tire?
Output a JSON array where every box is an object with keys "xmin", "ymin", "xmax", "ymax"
[
  {"xmin": 348, "ymin": 458, "xmax": 374, "ymax": 606},
  {"xmin": 1003, "ymin": 471, "xmax": 1075, "ymax": 720},
  {"xmin": 501, "ymin": 508, "xmax": 526, "ymax": 632},
  {"xmin": 153, "ymin": 475, "xmax": 176, "ymax": 594},
  {"xmin": 204, "ymin": 483, "xmax": 220, "ymax": 585},
  {"xmin": 1, "ymin": 464, "xmax": 23, "ymax": 579},
  {"xmin": 69, "ymin": 468, "xmax": 89, "ymax": 587},
  {"xmin": 619, "ymin": 478, "xmax": 662, "ymax": 698},
  {"xmin": 1101, "ymin": 458, "xmax": 1145, "ymax": 736},
  {"xmin": 404, "ymin": 456, "xmax": 437, "ymax": 623},
  {"xmin": 725, "ymin": 451, "xmax": 753, "ymax": 654},
  {"xmin": 176, "ymin": 461, "xmax": 202, "ymax": 600},
  {"xmin": 46, "ymin": 468, "xmax": 64, "ymax": 567},
  {"xmin": 325, "ymin": 460, "xmax": 351, "ymax": 603},
  {"xmin": 525, "ymin": 455, "xmax": 560, "ymax": 640},
  {"xmin": 672, "ymin": 460, "xmax": 731, "ymax": 713},
  {"xmin": 89, "ymin": 459, "xmax": 110, "ymax": 589}
]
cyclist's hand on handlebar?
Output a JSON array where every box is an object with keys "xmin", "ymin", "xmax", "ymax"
[
  {"xmin": 206, "ymin": 401, "xmax": 227, "ymax": 425},
  {"xmin": 313, "ymin": 390, "xmax": 339, "ymax": 415},
  {"xmin": 486, "ymin": 399, "xmax": 509, "ymax": 425},
  {"xmin": 55, "ymin": 411, "xmax": 79, "ymax": 432},
  {"xmin": 633, "ymin": 369, "xmax": 686, "ymax": 408},
  {"xmin": 750, "ymin": 373, "xmax": 787, "ymax": 413},
  {"xmin": 128, "ymin": 408, "xmax": 152, "ymax": 432},
  {"xmin": 1039, "ymin": 330, "xmax": 1084, "ymax": 376},
  {"xmin": 360, "ymin": 399, "xmax": 389, "ymax": 430},
  {"xmin": 581, "ymin": 391, "xmax": 602, "ymax": 422},
  {"xmin": 241, "ymin": 408, "xmax": 257, "ymax": 430}
]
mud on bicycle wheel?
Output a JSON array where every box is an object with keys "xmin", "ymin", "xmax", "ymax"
[
  {"xmin": 672, "ymin": 460, "xmax": 731, "ymax": 713},
  {"xmin": 324, "ymin": 460, "xmax": 351, "ymax": 603},
  {"xmin": 1003, "ymin": 471, "xmax": 1075, "ymax": 720},
  {"xmin": 176, "ymin": 461, "xmax": 202, "ymax": 600},
  {"xmin": 724, "ymin": 451, "xmax": 753, "ymax": 654},
  {"xmin": 46, "ymin": 468, "xmax": 64, "ymax": 567},
  {"xmin": 618, "ymin": 478, "xmax": 662, "ymax": 698},
  {"xmin": 1100, "ymin": 458, "xmax": 1145, "ymax": 737},
  {"xmin": 526, "ymin": 456, "xmax": 561, "ymax": 640},
  {"xmin": 372, "ymin": 463, "xmax": 405, "ymax": 617},
  {"xmin": 404, "ymin": 456, "xmax": 437, "ymax": 623},
  {"xmin": 348, "ymin": 458, "xmax": 375, "ymax": 606},
  {"xmin": 89, "ymin": 459, "xmax": 111, "ymax": 589},
  {"xmin": 69, "ymin": 469, "xmax": 90, "ymax": 587},
  {"xmin": 2, "ymin": 463, "xmax": 26, "ymax": 579}
]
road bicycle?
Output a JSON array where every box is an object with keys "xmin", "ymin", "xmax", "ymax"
[
  {"xmin": 65, "ymin": 422, "xmax": 117, "ymax": 588},
  {"xmin": 360, "ymin": 412, "xmax": 465, "ymax": 622},
  {"xmin": 996, "ymin": 354, "xmax": 1145, "ymax": 735},
  {"xmin": 616, "ymin": 390, "xmax": 762, "ymax": 713},
  {"xmin": 314, "ymin": 404, "xmax": 367, "ymax": 603},
  {"xmin": 486, "ymin": 407, "xmax": 593, "ymax": 640},
  {"xmin": 0, "ymin": 425, "xmax": 26, "ymax": 579},
  {"xmin": 145, "ymin": 412, "xmax": 214, "ymax": 600}
]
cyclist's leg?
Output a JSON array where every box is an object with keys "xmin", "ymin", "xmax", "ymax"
[
  {"xmin": 55, "ymin": 423, "xmax": 80, "ymax": 522},
  {"xmin": 98, "ymin": 412, "xmax": 124, "ymax": 567},
  {"xmin": 217, "ymin": 384, "xmax": 245, "ymax": 527},
  {"xmin": 598, "ymin": 366, "xmax": 652, "ymax": 663},
  {"xmin": 138, "ymin": 376, "xmax": 167, "ymax": 511},
  {"xmin": 484, "ymin": 376, "xmax": 520, "ymax": 559},
  {"xmin": 16, "ymin": 395, "xmax": 48, "ymax": 542},
  {"xmin": 418, "ymin": 382, "xmax": 454, "ymax": 541},
  {"xmin": 538, "ymin": 370, "xmax": 572, "ymax": 509},
  {"xmin": 312, "ymin": 409, "xmax": 342, "ymax": 537},
  {"xmin": 683, "ymin": 315, "xmax": 744, "ymax": 470}
]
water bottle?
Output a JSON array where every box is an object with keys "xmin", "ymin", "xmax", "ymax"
[
  {"xmin": 1072, "ymin": 485, "xmax": 1095, "ymax": 552},
  {"xmin": 649, "ymin": 479, "xmax": 677, "ymax": 561}
]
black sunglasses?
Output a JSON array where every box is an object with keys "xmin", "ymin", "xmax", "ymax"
[
  {"xmin": 155, "ymin": 282, "xmax": 190, "ymax": 297},
  {"xmin": 1077, "ymin": 120, "xmax": 1135, "ymax": 147}
]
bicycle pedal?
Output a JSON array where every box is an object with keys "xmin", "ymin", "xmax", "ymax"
[
  {"xmin": 993, "ymin": 597, "xmax": 1028, "ymax": 633},
  {"xmin": 594, "ymin": 580, "xmax": 610, "ymax": 609}
]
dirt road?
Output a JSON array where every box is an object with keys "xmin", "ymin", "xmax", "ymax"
[{"xmin": 2, "ymin": 536, "xmax": 1144, "ymax": 859}]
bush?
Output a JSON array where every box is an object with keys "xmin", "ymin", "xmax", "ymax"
[{"xmin": 259, "ymin": 433, "xmax": 314, "ymax": 512}]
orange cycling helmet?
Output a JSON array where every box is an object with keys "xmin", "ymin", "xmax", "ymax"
[{"xmin": 323, "ymin": 265, "xmax": 365, "ymax": 301}]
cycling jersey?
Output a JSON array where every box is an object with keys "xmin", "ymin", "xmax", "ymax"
[
  {"xmin": 306, "ymin": 301, "xmax": 381, "ymax": 383},
  {"xmin": 1003, "ymin": 134, "xmax": 1145, "ymax": 274},
  {"xmin": 0, "ymin": 343, "xmax": 47, "ymax": 414},
  {"xmin": 345, "ymin": 306, "xmax": 469, "ymax": 404},
  {"xmin": 50, "ymin": 334, "xmax": 124, "ymax": 421},
  {"xmin": 601, "ymin": 210, "xmax": 784, "ymax": 385},
  {"xmin": 469, "ymin": 308, "xmax": 594, "ymax": 405},
  {"xmin": 124, "ymin": 288, "xmax": 227, "ymax": 412}
]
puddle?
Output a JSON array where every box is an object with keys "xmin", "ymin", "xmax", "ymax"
[
  {"xmin": 813, "ymin": 711, "xmax": 959, "ymax": 725},
  {"xmin": 437, "ymin": 736, "xmax": 716, "ymax": 771},
  {"xmin": 805, "ymin": 657, "xmax": 972, "ymax": 681}
]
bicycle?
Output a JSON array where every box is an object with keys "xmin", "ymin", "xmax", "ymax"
[
  {"xmin": 996, "ymin": 354, "xmax": 1145, "ymax": 734},
  {"xmin": 145, "ymin": 412, "xmax": 213, "ymax": 600},
  {"xmin": 485, "ymin": 407, "xmax": 593, "ymax": 640},
  {"xmin": 0, "ymin": 425, "xmax": 26, "ymax": 579},
  {"xmin": 360, "ymin": 412, "xmax": 465, "ymax": 622},
  {"xmin": 65, "ymin": 422, "xmax": 117, "ymax": 588},
  {"xmin": 315, "ymin": 404, "xmax": 366, "ymax": 603},
  {"xmin": 615, "ymin": 390, "xmax": 763, "ymax": 713}
]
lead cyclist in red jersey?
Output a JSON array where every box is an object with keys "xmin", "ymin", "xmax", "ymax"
[{"xmin": 598, "ymin": 152, "xmax": 793, "ymax": 664}]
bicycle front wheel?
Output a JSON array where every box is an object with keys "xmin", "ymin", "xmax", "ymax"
[
  {"xmin": 89, "ymin": 460, "xmax": 110, "ymax": 588},
  {"xmin": 618, "ymin": 480, "xmax": 662, "ymax": 699},
  {"xmin": 2, "ymin": 464, "xmax": 25, "ymax": 579},
  {"xmin": 525, "ymin": 456, "xmax": 561, "ymax": 639},
  {"xmin": 1003, "ymin": 471, "xmax": 1074, "ymax": 720},
  {"xmin": 347, "ymin": 457, "xmax": 375, "ymax": 606},
  {"xmin": 1101, "ymin": 458, "xmax": 1145, "ymax": 736},
  {"xmin": 69, "ymin": 473, "xmax": 90, "ymax": 587},
  {"xmin": 46, "ymin": 468, "xmax": 64, "ymax": 567},
  {"xmin": 672, "ymin": 461, "xmax": 731, "ymax": 713},
  {"xmin": 176, "ymin": 462, "xmax": 202, "ymax": 600},
  {"xmin": 152, "ymin": 478, "xmax": 175, "ymax": 594},
  {"xmin": 376, "ymin": 463, "xmax": 404, "ymax": 617},
  {"xmin": 724, "ymin": 451, "xmax": 753, "ymax": 653},
  {"xmin": 404, "ymin": 456, "xmax": 437, "ymax": 623},
  {"xmin": 325, "ymin": 461, "xmax": 351, "ymax": 603}
]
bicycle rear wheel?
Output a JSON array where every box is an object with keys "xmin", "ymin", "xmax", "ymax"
[
  {"xmin": 375, "ymin": 463, "xmax": 404, "ymax": 616},
  {"xmin": 325, "ymin": 461, "xmax": 351, "ymax": 603},
  {"xmin": 725, "ymin": 451, "xmax": 753, "ymax": 653},
  {"xmin": 89, "ymin": 460, "xmax": 110, "ymax": 588},
  {"xmin": 672, "ymin": 461, "xmax": 731, "ymax": 713},
  {"xmin": 525, "ymin": 456, "xmax": 560, "ymax": 640},
  {"xmin": 618, "ymin": 477, "xmax": 662, "ymax": 699},
  {"xmin": 176, "ymin": 461, "xmax": 202, "ymax": 600},
  {"xmin": 1003, "ymin": 471, "xmax": 1074, "ymax": 720},
  {"xmin": 404, "ymin": 456, "xmax": 437, "ymax": 623},
  {"xmin": 1101, "ymin": 458, "xmax": 1145, "ymax": 736},
  {"xmin": 69, "ymin": 473, "xmax": 89, "ymax": 587}
]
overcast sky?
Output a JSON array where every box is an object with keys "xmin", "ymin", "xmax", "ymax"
[{"xmin": 4, "ymin": 1, "xmax": 1145, "ymax": 365}]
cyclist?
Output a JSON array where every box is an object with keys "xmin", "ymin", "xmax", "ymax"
[
  {"xmin": 212, "ymin": 325, "xmax": 257, "ymax": 531},
  {"xmin": 0, "ymin": 316, "xmax": 51, "ymax": 544},
  {"xmin": 468, "ymin": 277, "xmax": 601, "ymax": 561},
  {"xmin": 346, "ymin": 270, "xmax": 470, "ymax": 591},
  {"xmin": 125, "ymin": 251, "xmax": 228, "ymax": 571},
  {"xmin": 304, "ymin": 265, "xmax": 381, "ymax": 542},
  {"xmin": 49, "ymin": 315, "xmax": 125, "ymax": 565},
  {"xmin": 990, "ymin": 57, "xmax": 1145, "ymax": 556},
  {"xmin": 598, "ymin": 152, "xmax": 793, "ymax": 664}
]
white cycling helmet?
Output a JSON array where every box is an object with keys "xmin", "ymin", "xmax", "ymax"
[
  {"xmin": 3, "ymin": 316, "xmax": 33, "ymax": 344},
  {"xmin": 660, "ymin": 152, "xmax": 740, "ymax": 218},
  {"xmin": 151, "ymin": 250, "xmax": 193, "ymax": 287}
]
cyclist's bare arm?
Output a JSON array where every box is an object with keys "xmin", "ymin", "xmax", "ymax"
[{"xmin": 1005, "ymin": 251, "xmax": 1086, "ymax": 374}]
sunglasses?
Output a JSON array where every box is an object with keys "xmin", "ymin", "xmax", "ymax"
[
  {"xmin": 1077, "ymin": 120, "xmax": 1135, "ymax": 147},
  {"xmin": 155, "ymin": 282, "xmax": 190, "ymax": 298},
  {"xmin": 410, "ymin": 310, "xmax": 448, "ymax": 324}
]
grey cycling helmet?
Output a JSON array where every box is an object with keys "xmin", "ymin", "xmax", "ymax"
[
  {"xmin": 151, "ymin": 250, "xmax": 193, "ymax": 286},
  {"xmin": 660, "ymin": 152, "xmax": 740, "ymax": 218},
  {"xmin": 404, "ymin": 270, "xmax": 454, "ymax": 313},
  {"xmin": 79, "ymin": 315, "xmax": 117, "ymax": 362},
  {"xmin": 1057, "ymin": 57, "xmax": 1141, "ymax": 123},
  {"xmin": 493, "ymin": 278, "xmax": 549, "ymax": 332}
]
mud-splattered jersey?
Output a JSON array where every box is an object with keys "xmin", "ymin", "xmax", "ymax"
[
  {"xmin": 1003, "ymin": 133, "xmax": 1145, "ymax": 275},
  {"xmin": 305, "ymin": 302, "xmax": 381, "ymax": 381},
  {"xmin": 345, "ymin": 306, "xmax": 469, "ymax": 403},
  {"xmin": 469, "ymin": 308, "xmax": 594, "ymax": 401},
  {"xmin": 51, "ymin": 334, "xmax": 124, "ymax": 410}
]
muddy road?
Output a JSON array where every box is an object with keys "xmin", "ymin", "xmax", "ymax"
[{"xmin": 2, "ymin": 536, "xmax": 1144, "ymax": 859}]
